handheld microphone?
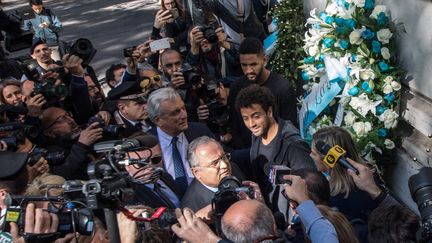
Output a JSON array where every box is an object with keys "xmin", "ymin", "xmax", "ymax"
[{"xmin": 314, "ymin": 141, "xmax": 359, "ymax": 175}]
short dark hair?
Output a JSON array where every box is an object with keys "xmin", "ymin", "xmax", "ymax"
[
  {"xmin": 368, "ymin": 205, "xmax": 419, "ymax": 243},
  {"xmin": 235, "ymin": 84, "xmax": 275, "ymax": 113},
  {"xmin": 29, "ymin": 0, "xmax": 43, "ymax": 5},
  {"xmin": 105, "ymin": 63, "xmax": 126, "ymax": 87},
  {"xmin": 291, "ymin": 168, "xmax": 330, "ymax": 205},
  {"xmin": 239, "ymin": 38, "xmax": 264, "ymax": 56}
]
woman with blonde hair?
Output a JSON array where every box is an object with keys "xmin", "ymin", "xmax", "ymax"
[{"xmin": 310, "ymin": 126, "xmax": 382, "ymax": 223}]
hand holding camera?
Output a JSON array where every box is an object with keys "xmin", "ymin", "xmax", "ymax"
[
  {"xmin": 25, "ymin": 93, "xmax": 46, "ymax": 117},
  {"xmin": 189, "ymin": 26, "xmax": 204, "ymax": 55},
  {"xmin": 171, "ymin": 71, "xmax": 186, "ymax": 89},
  {"xmin": 283, "ymin": 175, "xmax": 310, "ymax": 205},
  {"xmin": 197, "ymin": 104, "xmax": 210, "ymax": 121},
  {"xmin": 78, "ymin": 122, "xmax": 103, "ymax": 146}
]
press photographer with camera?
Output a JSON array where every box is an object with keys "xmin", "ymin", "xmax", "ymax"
[{"xmin": 40, "ymin": 106, "xmax": 103, "ymax": 180}]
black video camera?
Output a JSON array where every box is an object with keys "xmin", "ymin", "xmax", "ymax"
[
  {"xmin": 2, "ymin": 195, "xmax": 94, "ymax": 237},
  {"xmin": 0, "ymin": 103, "xmax": 28, "ymax": 121},
  {"xmin": 178, "ymin": 63, "xmax": 201, "ymax": 86},
  {"xmin": 196, "ymin": 80, "xmax": 228, "ymax": 125},
  {"xmin": 0, "ymin": 122, "xmax": 39, "ymax": 151},
  {"xmin": 59, "ymin": 38, "xmax": 97, "ymax": 66},
  {"xmin": 88, "ymin": 115, "xmax": 119, "ymax": 137}
]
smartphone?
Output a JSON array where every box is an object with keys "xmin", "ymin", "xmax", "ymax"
[
  {"xmin": 170, "ymin": 8, "xmax": 179, "ymax": 19},
  {"xmin": 149, "ymin": 38, "xmax": 171, "ymax": 52}
]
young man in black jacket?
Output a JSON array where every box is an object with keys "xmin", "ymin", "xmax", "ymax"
[{"xmin": 236, "ymin": 84, "xmax": 314, "ymax": 215}]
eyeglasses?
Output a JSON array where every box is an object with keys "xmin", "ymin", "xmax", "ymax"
[
  {"xmin": 44, "ymin": 111, "xmax": 73, "ymax": 131},
  {"xmin": 132, "ymin": 155, "xmax": 163, "ymax": 169},
  {"xmin": 141, "ymin": 75, "xmax": 161, "ymax": 84},
  {"xmin": 196, "ymin": 153, "xmax": 230, "ymax": 169}
]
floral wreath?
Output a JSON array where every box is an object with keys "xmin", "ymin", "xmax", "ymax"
[{"xmin": 298, "ymin": 0, "xmax": 402, "ymax": 163}]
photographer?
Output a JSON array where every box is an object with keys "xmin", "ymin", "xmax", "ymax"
[{"xmin": 41, "ymin": 106, "xmax": 103, "ymax": 180}]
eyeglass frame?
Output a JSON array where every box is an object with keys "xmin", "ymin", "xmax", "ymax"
[
  {"xmin": 43, "ymin": 111, "xmax": 73, "ymax": 131},
  {"xmin": 194, "ymin": 153, "xmax": 231, "ymax": 169}
]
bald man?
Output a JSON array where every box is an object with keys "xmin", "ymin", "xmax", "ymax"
[{"xmin": 221, "ymin": 200, "xmax": 276, "ymax": 243}]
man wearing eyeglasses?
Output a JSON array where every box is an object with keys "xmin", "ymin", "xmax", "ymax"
[
  {"xmin": 181, "ymin": 136, "xmax": 244, "ymax": 212},
  {"xmin": 41, "ymin": 106, "xmax": 103, "ymax": 179},
  {"xmin": 123, "ymin": 133, "xmax": 181, "ymax": 209}
]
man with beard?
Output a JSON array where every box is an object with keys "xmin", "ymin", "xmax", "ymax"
[
  {"xmin": 41, "ymin": 107, "xmax": 103, "ymax": 180},
  {"xmin": 123, "ymin": 133, "xmax": 181, "ymax": 208},
  {"xmin": 84, "ymin": 74, "xmax": 105, "ymax": 112},
  {"xmin": 228, "ymin": 37, "xmax": 298, "ymax": 149}
]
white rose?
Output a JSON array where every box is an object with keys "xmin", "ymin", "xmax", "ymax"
[
  {"xmin": 380, "ymin": 109, "xmax": 399, "ymax": 129},
  {"xmin": 352, "ymin": 121, "xmax": 372, "ymax": 137},
  {"xmin": 384, "ymin": 139, "xmax": 396, "ymax": 149},
  {"xmin": 381, "ymin": 47, "xmax": 391, "ymax": 60},
  {"xmin": 353, "ymin": 0, "xmax": 365, "ymax": 7},
  {"xmin": 344, "ymin": 111, "xmax": 357, "ymax": 126},
  {"xmin": 370, "ymin": 5, "xmax": 388, "ymax": 19},
  {"xmin": 326, "ymin": 3, "xmax": 339, "ymax": 16},
  {"xmin": 308, "ymin": 46, "xmax": 319, "ymax": 56},
  {"xmin": 377, "ymin": 29, "xmax": 393, "ymax": 44},
  {"xmin": 359, "ymin": 68, "xmax": 375, "ymax": 81},
  {"xmin": 383, "ymin": 84, "xmax": 393, "ymax": 94},
  {"xmin": 391, "ymin": 81, "xmax": 401, "ymax": 91},
  {"xmin": 384, "ymin": 76, "xmax": 393, "ymax": 84},
  {"xmin": 349, "ymin": 29, "xmax": 363, "ymax": 45}
]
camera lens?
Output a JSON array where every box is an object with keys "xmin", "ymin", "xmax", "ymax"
[{"xmin": 409, "ymin": 167, "xmax": 432, "ymax": 237}]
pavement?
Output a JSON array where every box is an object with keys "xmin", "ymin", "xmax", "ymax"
[{"xmin": 1, "ymin": 0, "xmax": 160, "ymax": 80}]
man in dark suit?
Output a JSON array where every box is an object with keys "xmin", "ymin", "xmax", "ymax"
[
  {"xmin": 106, "ymin": 81, "xmax": 153, "ymax": 138},
  {"xmin": 147, "ymin": 87, "xmax": 216, "ymax": 197},
  {"xmin": 180, "ymin": 136, "xmax": 244, "ymax": 212},
  {"xmin": 123, "ymin": 133, "xmax": 181, "ymax": 208}
]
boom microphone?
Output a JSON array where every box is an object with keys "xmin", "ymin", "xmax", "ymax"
[
  {"xmin": 113, "ymin": 135, "xmax": 159, "ymax": 152},
  {"xmin": 314, "ymin": 141, "xmax": 359, "ymax": 175}
]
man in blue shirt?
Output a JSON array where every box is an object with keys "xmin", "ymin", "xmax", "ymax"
[{"xmin": 23, "ymin": 0, "xmax": 62, "ymax": 60}]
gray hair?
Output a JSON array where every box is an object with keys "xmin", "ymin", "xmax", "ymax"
[
  {"xmin": 187, "ymin": 136, "xmax": 221, "ymax": 168},
  {"xmin": 221, "ymin": 203, "xmax": 275, "ymax": 243},
  {"xmin": 147, "ymin": 87, "xmax": 180, "ymax": 121}
]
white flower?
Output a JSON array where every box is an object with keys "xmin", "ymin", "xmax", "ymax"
[
  {"xmin": 352, "ymin": 121, "xmax": 372, "ymax": 137},
  {"xmin": 349, "ymin": 28, "xmax": 363, "ymax": 45},
  {"xmin": 344, "ymin": 111, "xmax": 357, "ymax": 126},
  {"xmin": 383, "ymin": 84, "xmax": 393, "ymax": 94},
  {"xmin": 381, "ymin": 47, "xmax": 391, "ymax": 60},
  {"xmin": 384, "ymin": 76, "xmax": 393, "ymax": 83},
  {"xmin": 308, "ymin": 46, "xmax": 319, "ymax": 56},
  {"xmin": 391, "ymin": 81, "xmax": 401, "ymax": 91},
  {"xmin": 377, "ymin": 29, "xmax": 393, "ymax": 44},
  {"xmin": 326, "ymin": 3, "xmax": 339, "ymax": 16},
  {"xmin": 359, "ymin": 68, "xmax": 375, "ymax": 81},
  {"xmin": 384, "ymin": 139, "xmax": 396, "ymax": 149},
  {"xmin": 353, "ymin": 0, "xmax": 365, "ymax": 7},
  {"xmin": 379, "ymin": 109, "xmax": 399, "ymax": 129},
  {"xmin": 370, "ymin": 5, "xmax": 388, "ymax": 19},
  {"xmin": 349, "ymin": 93, "xmax": 382, "ymax": 117}
]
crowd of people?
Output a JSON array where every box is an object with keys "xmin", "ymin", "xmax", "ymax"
[{"xmin": 0, "ymin": 0, "xmax": 423, "ymax": 242}]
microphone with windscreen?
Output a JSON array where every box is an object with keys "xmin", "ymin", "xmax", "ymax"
[{"xmin": 314, "ymin": 141, "xmax": 359, "ymax": 175}]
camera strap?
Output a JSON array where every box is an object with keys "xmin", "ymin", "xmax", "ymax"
[
  {"xmin": 236, "ymin": 0, "xmax": 245, "ymax": 42},
  {"xmin": 23, "ymin": 232, "xmax": 61, "ymax": 243}
]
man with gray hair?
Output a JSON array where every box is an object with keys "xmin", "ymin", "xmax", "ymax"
[
  {"xmin": 147, "ymin": 87, "xmax": 215, "ymax": 197},
  {"xmin": 181, "ymin": 136, "xmax": 245, "ymax": 212}
]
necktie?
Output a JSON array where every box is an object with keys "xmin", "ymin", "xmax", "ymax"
[
  {"xmin": 153, "ymin": 182, "xmax": 175, "ymax": 208},
  {"xmin": 172, "ymin": 136, "xmax": 188, "ymax": 196}
]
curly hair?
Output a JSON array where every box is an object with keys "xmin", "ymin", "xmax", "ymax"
[{"xmin": 235, "ymin": 84, "xmax": 275, "ymax": 114}]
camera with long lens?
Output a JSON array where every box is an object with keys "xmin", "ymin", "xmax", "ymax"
[
  {"xmin": 0, "ymin": 122, "xmax": 39, "ymax": 151},
  {"xmin": 88, "ymin": 115, "xmax": 119, "ymax": 137},
  {"xmin": 28, "ymin": 147, "xmax": 65, "ymax": 166},
  {"xmin": 196, "ymin": 80, "xmax": 229, "ymax": 126},
  {"xmin": 212, "ymin": 176, "xmax": 254, "ymax": 218},
  {"xmin": 199, "ymin": 23, "xmax": 218, "ymax": 44},
  {"xmin": 409, "ymin": 167, "xmax": 432, "ymax": 242},
  {"xmin": 59, "ymin": 38, "xmax": 97, "ymax": 66},
  {"xmin": 2, "ymin": 195, "xmax": 94, "ymax": 238},
  {"xmin": 178, "ymin": 63, "xmax": 201, "ymax": 86}
]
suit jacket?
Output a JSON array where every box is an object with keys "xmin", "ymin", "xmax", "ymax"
[
  {"xmin": 125, "ymin": 172, "xmax": 182, "ymax": 209},
  {"xmin": 180, "ymin": 164, "xmax": 245, "ymax": 212},
  {"xmin": 113, "ymin": 111, "xmax": 153, "ymax": 138}
]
